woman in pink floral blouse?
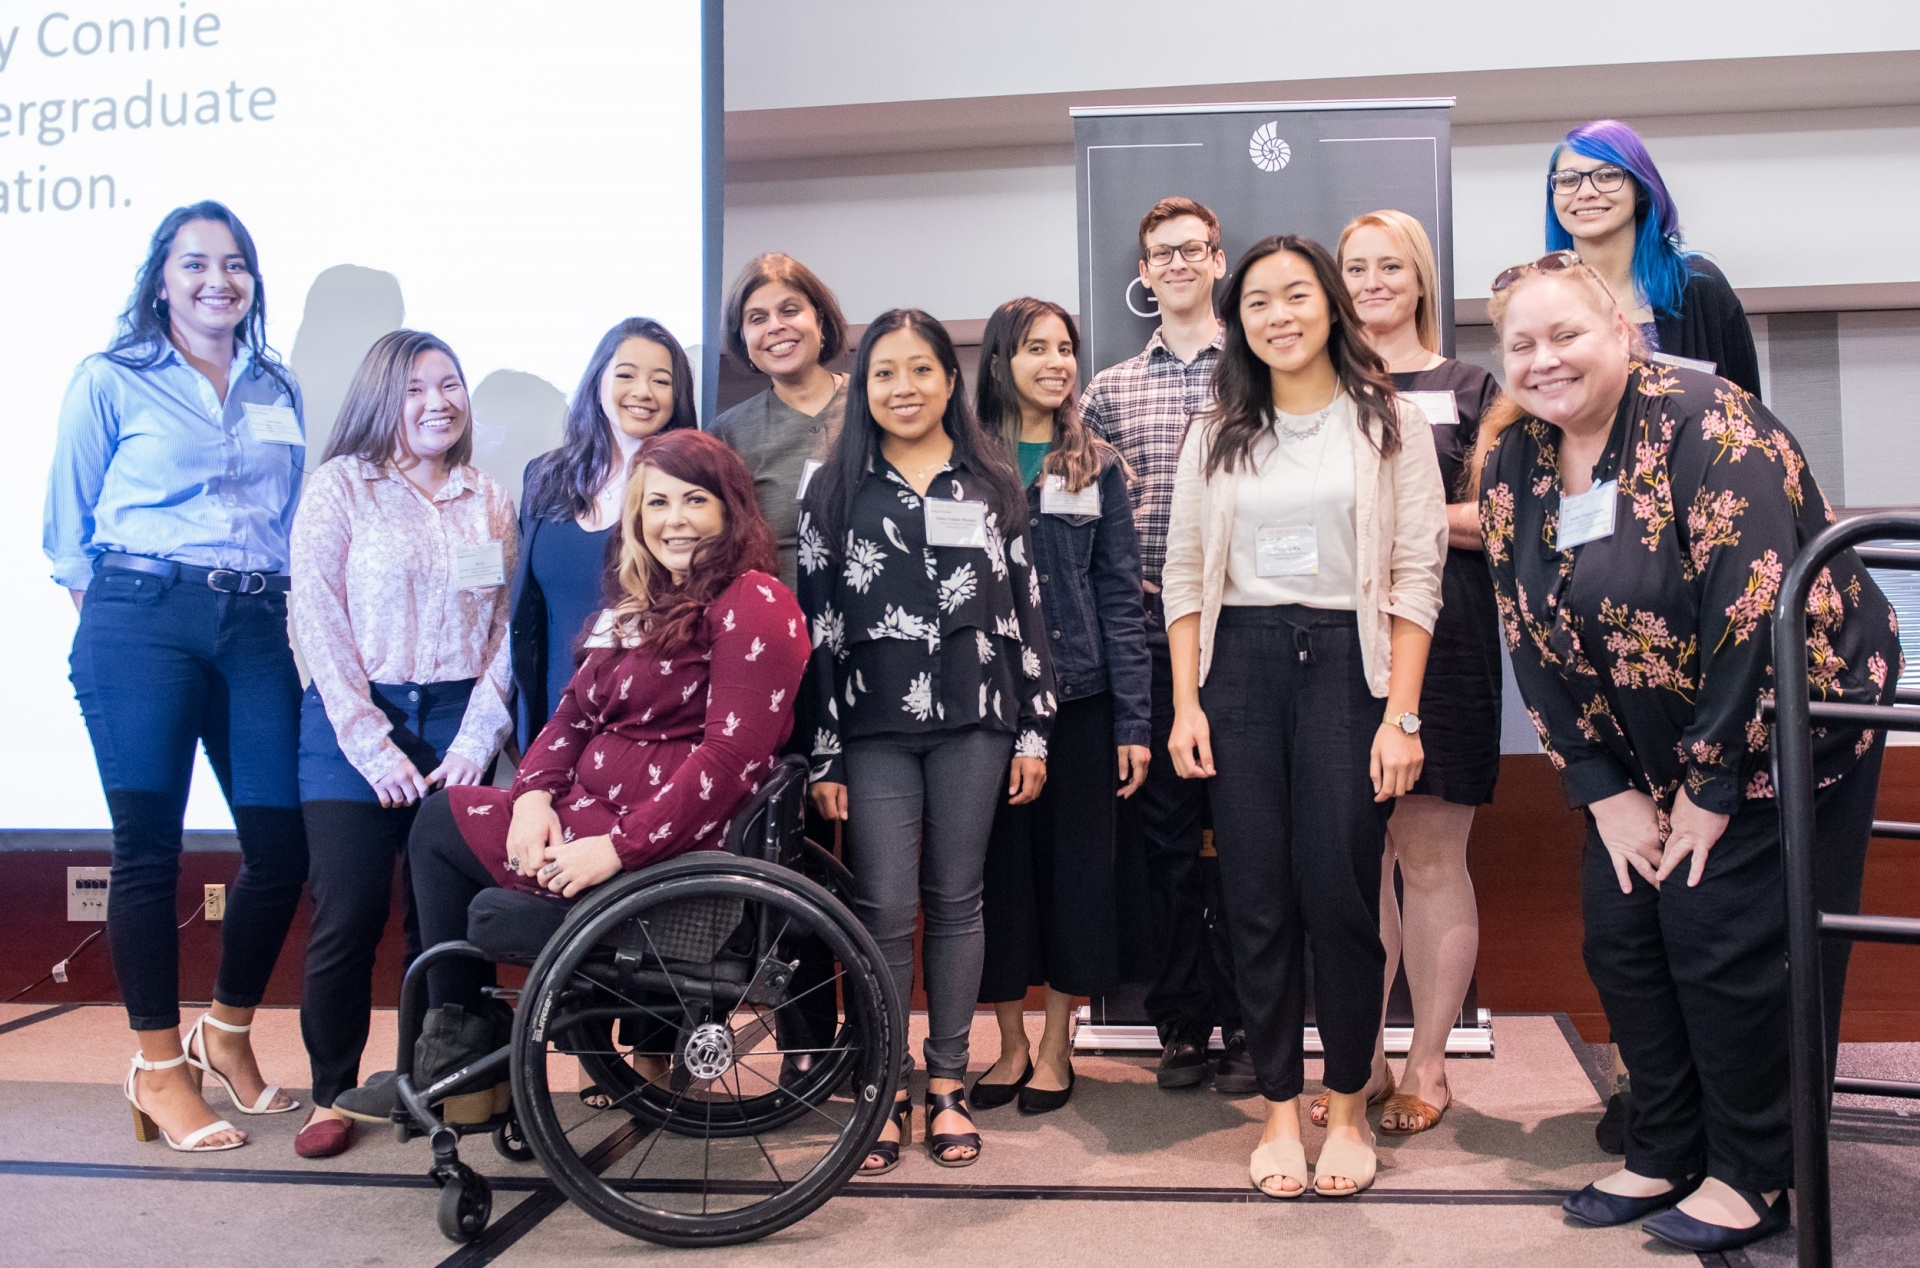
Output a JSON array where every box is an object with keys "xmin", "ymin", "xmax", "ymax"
[{"xmin": 1473, "ymin": 252, "xmax": 1900, "ymax": 1254}]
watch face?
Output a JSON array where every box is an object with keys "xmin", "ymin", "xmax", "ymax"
[{"xmin": 1399, "ymin": 714, "xmax": 1421, "ymax": 735}]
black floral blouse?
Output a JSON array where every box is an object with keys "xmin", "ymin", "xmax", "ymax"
[
  {"xmin": 1480, "ymin": 361, "xmax": 1902, "ymax": 817},
  {"xmin": 796, "ymin": 456, "xmax": 1056, "ymax": 785}
]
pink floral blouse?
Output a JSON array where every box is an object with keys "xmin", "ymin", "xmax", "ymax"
[{"xmin": 290, "ymin": 457, "xmax": 518, "ymax": 782}]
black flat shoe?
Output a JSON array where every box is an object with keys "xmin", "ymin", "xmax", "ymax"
[
  {"xmin": 970, "ymin": 1055, "xmax": 1033, "ymax": 1110},
  {"xmin": 1156, "ymin": 1039, "xmax": 1210, "ymax": 1089},
  {"xmin": 925, "ymin": 1086, "xmax": 981, "ymax": 1167},
  {"xmin": 1212, "ymin": 1030, "xmax": 1258, "ymax": 1096},
  {"xmin": 1561, "ymin": 1174, "xmax": 1699, "ymax": 1227},
  {"xmin": 1018, "ymin": 1062, "xmax": 1075, "ymax": 1115},
  {"xmin": 1643, "ymin": 1188, "xmax": 1790, "ymax": 1252}
]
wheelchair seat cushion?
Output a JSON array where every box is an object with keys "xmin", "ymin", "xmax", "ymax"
[{"xmin": 468, "ymin": 888, "xmax": 571, "ymax": 964}]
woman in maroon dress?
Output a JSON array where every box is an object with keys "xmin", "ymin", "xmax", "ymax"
[{"xmin": 333, "ymin": 430, "xmax": 808, "ymax": 1123}]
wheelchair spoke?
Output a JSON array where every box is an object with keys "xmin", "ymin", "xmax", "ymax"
[
  {"xmin": 732, "ymin": 1050, "xmax": 857, "ymax": 1135},
  {"xmin": 724, "ymin": 1061, "xmax": 787, "ymax": 1187},
  {"xmin": 721, "ymin": 913, "xmax": 794, "ymax": 1035},
  {"xmin": 633, "ymin": 919, "xmax": 694, "ymax": 1021},
  {"xmin": 555, "ymin": 979, "xmax": 687, "ymax": 1038}
]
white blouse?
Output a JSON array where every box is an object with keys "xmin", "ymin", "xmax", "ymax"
[{"xmin": 1223, "ymin": 396, "xmax": 1360, "ymax": 610}]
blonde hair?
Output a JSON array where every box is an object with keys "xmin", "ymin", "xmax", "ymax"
[{"xmin": 1338, "ymin": 210, "xmax": 1442, "ymax": 355}]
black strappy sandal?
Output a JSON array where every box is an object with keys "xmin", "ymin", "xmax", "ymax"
[
  {"xmin": 859, "ymin": 1093, "xmax": 913, "ymax": 1176},
  {"xmin": 925, "ymin": 1085, "xmax": 982, "ymax": 1168}
]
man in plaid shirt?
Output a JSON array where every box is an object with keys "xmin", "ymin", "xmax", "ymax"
[{"xmin": 1081, "ymin": 197, "xmax": 1251, "ymax": 1094}]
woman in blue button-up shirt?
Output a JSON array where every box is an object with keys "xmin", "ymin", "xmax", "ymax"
[{"xmin": 43, "ymin": 201, "xmax": 309, "ymax": 1155}]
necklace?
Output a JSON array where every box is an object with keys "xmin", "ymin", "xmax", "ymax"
[{"xmin": 1274, "ymin": 402, "xmax": 1334, "ymax": 441}]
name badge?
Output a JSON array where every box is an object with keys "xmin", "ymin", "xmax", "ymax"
[
  {"xmin": 1256, "ymin": 523, "xmax": 1319, "ymax": 576},
  {"xmin": 1040, "ymin": 474, "xmax": 1101, "ymax": 518},
  {"xmin": 1649, "ymin": 351, "xmax": 1718, "ymax": 375},
  {"xmin": 1401, "ymin": 390, "xmax": 1459, "ymax": 427},
  {"xmin": 923, "ymin": 498, "xmax": 989, "ymax": 549},
  {"xmin": 242, "ymin": 402, "xmax": 303, "ymax": 445},
  {"xmin": 452, "ymin": 540, "xmax": 506, "ymax": 589},
  {"xmin": 796, "ymin": 458, "xmax": 822, "ymax": 501},
  {"xmin": 1557, "ymin": 480, "xmax": 1618, "ymax": 551}
]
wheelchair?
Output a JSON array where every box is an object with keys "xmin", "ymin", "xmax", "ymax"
[{"xmin": 385, "ymin": 755, "xmax": 903, "ymax": 1248}]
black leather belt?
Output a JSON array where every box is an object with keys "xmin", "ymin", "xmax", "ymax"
[{"xmin": 97, "ymin": 552, "xmax": 290, "ymax": 594}]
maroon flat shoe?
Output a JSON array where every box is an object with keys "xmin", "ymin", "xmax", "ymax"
[{"xmin": 294, "ymin": 1113, "xmax": 356, "ymax": 1159}]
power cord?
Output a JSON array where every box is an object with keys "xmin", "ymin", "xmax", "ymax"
[{"xmin": 3, "ymin": 898, "xmax": 209, "ymax": 1003}]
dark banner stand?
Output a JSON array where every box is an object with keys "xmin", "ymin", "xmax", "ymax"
[{"xmin": 1070, "ymin": 98, "xmax": 1492, "ymax": 1057}]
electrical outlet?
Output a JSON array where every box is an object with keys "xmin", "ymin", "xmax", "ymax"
[
  {"xmin": 67, "ymin": 867, "xmax": 110, "ymax": 921},
  {"xmin": 203, "ymin": 884, "xmax": 226, "ymax": 921}
]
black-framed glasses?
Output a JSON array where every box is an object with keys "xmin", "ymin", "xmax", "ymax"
[
  {"xmin": 1490, "ymin": 250, "xmax": 1583, "ymax": 294},
  {"xmin": 1144, "ymin": 239, "xmax": 1217, "ymax": 267},
  {"xmin": 1547, "ymin": 164, "xmax": 1629, "ymax": 197}
]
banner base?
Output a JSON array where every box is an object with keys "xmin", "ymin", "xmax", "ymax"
[{"xmin": 1073, "ymin": 1008, "xmax": 1496, "ymax": 1057}]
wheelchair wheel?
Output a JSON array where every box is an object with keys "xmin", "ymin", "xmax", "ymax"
[
  {"xmin": 512, "ymin": 853, "xmax": 901, "ymax": 1248},
  {"xmin": 435, "ymin": 1164, "xmax": 492, "ymax": 1242}
]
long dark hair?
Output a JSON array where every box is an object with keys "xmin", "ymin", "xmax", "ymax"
[
  {"xmin": 521, "ymin": 317, "xmax": 698, "ymax": 522},
  {"xmin": 608, "ymin": 430, "xmax": 778, "ymax": 659},
  {"xmin": 322, "ymin": 330, "xmax": 473, "ymax": 469},
  {"xmin": 106, "ymin": 200, "xmax": 293, "ymax": 396},
  {"xmin": 809, "ymin": 309, "xmax": 1025, "ymax": 551},
  {"xmin": 975, "ymin": 297, "xmax": 1107, "ymax": 494},
  {"xmin": 1209, "ymin": 235, "xmax": 1401, "ymax": 477}
]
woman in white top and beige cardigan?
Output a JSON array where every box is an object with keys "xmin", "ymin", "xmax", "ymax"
[{"xmin": 1164, "ymin": 235, "xmax": 1445, "ymax": 1200}]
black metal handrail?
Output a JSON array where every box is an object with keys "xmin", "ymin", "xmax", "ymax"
[{"xmin": 1770, "ymin": 511, "xmax": 1920, "ymax": 1268}]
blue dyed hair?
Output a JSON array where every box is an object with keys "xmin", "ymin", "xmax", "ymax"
[{"xmin": 1545, "ymin": 120, "xmax": 1692, "ymax": 317}]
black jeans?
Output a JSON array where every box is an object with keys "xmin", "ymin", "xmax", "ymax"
[
  {"xmin": 407, "ymin": 792, "xmax": 498, "ymax": 1013},
  {"xmin": 1127, "ymin": 603, "xmax": 1239, "ymax": 1045},
  {"xmin": 70, "ymin": 567, "xmax": 307, "ymax": 1032},
  {"xmin": 1583, "ymin": 739, "xmax": 1885, "ymax": 1192},
  {"xmin": 1200, "ymin": 607, "xmax": 1388, "ymax": 1101}
]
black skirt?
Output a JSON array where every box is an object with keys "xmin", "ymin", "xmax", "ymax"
[{"xmin": 1410, "ymin": 549, "xmax": 1503, "ymax": 806}]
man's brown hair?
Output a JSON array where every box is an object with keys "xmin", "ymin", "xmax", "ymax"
[{"xmin": 1137, "ymin": 197, "xmax": 1221, "ymax": 259}]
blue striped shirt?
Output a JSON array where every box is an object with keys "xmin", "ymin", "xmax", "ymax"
[{"xmin": 42, "ymin": 343, "xmax": 305, "ymax": 590}]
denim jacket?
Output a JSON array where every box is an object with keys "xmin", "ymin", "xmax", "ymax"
[{"xmin": 1025, "ymin": 452, "xmax": 1151, "ymax": 748}]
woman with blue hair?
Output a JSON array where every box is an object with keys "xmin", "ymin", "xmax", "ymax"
[{"xmin": 1547, "ymin": 119, "xmax": 1760, "ymax": 396}]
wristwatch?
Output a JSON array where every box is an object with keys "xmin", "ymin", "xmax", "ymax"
[{"xmin": 1387, "ymin": 711, "xmax": 1422, "ymax": 736}]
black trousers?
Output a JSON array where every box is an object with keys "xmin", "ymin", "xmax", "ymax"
[
  {"xmin": 1582, "ymin": 738, "xmax": 1884, "ymax": 1192},
  {"xmin": 1126, "ymin": 602, "xmax": 1239, "ymax": 1045},
  {"xmin": 1201, "ymin": 607, "xmax": 1388, "ymax": 1101},
  {"xmin": 980, "ymin": 691, "xmax": 1121, "ymax": 1001},
  {"xmin": 408, "ymin": 792, "xmax": 498, "ymax": 1014}
]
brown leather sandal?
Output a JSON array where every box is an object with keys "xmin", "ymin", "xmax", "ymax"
[
  {"xmin": 1308, "ymin": 1075, "xmax": 1395, "ymax": 1127},
  {"xmin": 1378, "ymin": 1090, "xmax": 1447, "ymax": 1135}
]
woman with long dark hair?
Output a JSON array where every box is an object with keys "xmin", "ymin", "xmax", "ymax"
[
  {"xmin": 969, "ymin": 297, "xmax": 1150, "ymax": 1114},
  {"xmin": 288, "ymin": 331, "xmax": 517, "ymax": 1157},
  {"xmin": 798, "ymin": 309, "xmax": 1056, "ymax": 1171},
  {"xmin": 44, "ymin": 201, "xmax": 308, "ymax": 1152},
  {"xmin": 509, "ymin": 318, "xmax": 697, "ymax": 751},
  {"xmin": 1163, "ymin": 236, "xmax": 1445, "ymax": 1198}
]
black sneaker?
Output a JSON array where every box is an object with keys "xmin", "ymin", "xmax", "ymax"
[
  {"xmin": 1156, "ymin": 1038, "xmax": 1211, "ymax": 1089},
  {"xmin": 1212, "ymin": 1029, "xmax": 1258, "ymax": 1095}
]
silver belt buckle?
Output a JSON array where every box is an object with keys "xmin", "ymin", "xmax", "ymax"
[{"xmin": 206, "ymin": 569, "xmax": 267, "ymax": 595}]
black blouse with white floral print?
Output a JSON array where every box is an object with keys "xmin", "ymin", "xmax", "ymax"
[
  {"xmin": 1480, "ymin": 361, "xmax": 1902, "ymax": 818},
  {"xmin": 796, "ymin": 456, "xmax": 1056, "ymax": 785}
]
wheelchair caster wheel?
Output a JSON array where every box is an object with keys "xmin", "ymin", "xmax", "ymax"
[
  {"xmin": 492, "ymin": 1118, "xmax": 534, "ymax": 1163},
  {"xmin": 436, "ymin": 1165, "xmax": 492, "ymax": 1243}
]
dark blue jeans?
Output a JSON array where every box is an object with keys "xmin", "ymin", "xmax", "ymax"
[
  {"xmin": 298, "ymin": 680, "xmax": 475, "ymax": 1105},
  {"xmin": 70, "ymin": 568, "xmax": 307, "ymax": 1032}
]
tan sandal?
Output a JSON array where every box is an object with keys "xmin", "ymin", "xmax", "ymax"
[
  {"xmin": 1378, "ymin": 1090, "xmax": 1446, "ymax": 1136},
  {"xmin": 1249, "ymin": 1138, "xmax": 1310, "ymax": 1199},
  {"xmin": 1312, "ymin": 1129, "xmax": 1378, "ymax": 1198},
  {"xmin": 1308, "ymin": 1074, "xmax": 1395, "ymax": 1127}
]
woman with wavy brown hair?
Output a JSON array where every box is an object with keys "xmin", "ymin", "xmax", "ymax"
[{"xmin": 1162, "ymin": 235, "xmax": 1446, "ymax": 1199}]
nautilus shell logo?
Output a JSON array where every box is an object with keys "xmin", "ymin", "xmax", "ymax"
[{"xmin": 1249, "ymin": 121, "xmax": 1292, "ymax": 172}]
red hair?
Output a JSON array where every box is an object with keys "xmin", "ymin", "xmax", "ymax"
[{"xmin": 609, "ymin": 430, "xmax": 778, "ymax": 658}]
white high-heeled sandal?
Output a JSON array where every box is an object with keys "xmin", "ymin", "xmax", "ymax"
[
  {"xmin": 185, "ymin": 1013, "xmax": 298, "ymax": 1116},
  {"xmin": 125, "ymin": 1053, "xmax": 245, "ymax": 1152}
]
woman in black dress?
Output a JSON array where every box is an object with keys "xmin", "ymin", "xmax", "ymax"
[
  {"xmin": 1475, "ymin": 252, "xmax": 1896, "ymax": 1252},
  {"xmin": 1335, "ymin": 210, "xmax": 1501, "ymax": 1136}
]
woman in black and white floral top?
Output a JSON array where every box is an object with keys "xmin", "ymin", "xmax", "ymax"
[{"xmin": 798, "ymin": 309, "xmax": 1054, "ymax": 1174}]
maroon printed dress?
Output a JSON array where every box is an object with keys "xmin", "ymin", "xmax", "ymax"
[{"xmin": 448, "ymin": 571, "xmax": 809, "ymax": 888}]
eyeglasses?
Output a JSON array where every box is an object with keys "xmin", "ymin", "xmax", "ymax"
[
  {"xmin": 1490, "ymin": 250, "xmax": 1584, "ymax": 294},
  {"xmin": 1144, "ymin": 239, "xmax": 1217, "ymax": 267},
  {"xmin": 1547, "ymin": 164, "xmax": 1629, "ymax": 197}
]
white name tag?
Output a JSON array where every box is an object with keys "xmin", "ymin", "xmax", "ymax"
[
  {"xmin": 1040, "ymin": 474, "xmax": 1101, "ymax": 518},
  {"xmin": 1649, "ymin": 351, "xmax": 1718, "ymax": 375},
  {"xmin": 923, "ymin": 498, "xmax": 989, "ymax": 549},
  {"xmin": 796, "ymin": 458, "xmax": 822, "ymax": 501},
  {"xmin": 242, "ymin": 402, "xmax": 303, "ymax": 445},
  {"xmin": 1256, "ymin": 523, "xmax": 1319, "ymax": 576},
  {"xmin": 451, "ymin": 540, "xmax": 506, "ymax": 589},
  {"xmin": 1401, "ymin": 390, "xmax": 1459, "ymax": 427},
  {"xmin": 1557, "ymin": 480, "xmax": 1618, "ymax": 551}
]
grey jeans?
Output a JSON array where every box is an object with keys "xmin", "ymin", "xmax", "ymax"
[{"xmin": 843, "ymin": 727, "xmax": 1015, "ymax": 1080}]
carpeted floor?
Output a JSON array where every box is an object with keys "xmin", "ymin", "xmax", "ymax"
[{"xmin": 0, "ymin": 1004, "xmax": 1914, "ymax": 1266}]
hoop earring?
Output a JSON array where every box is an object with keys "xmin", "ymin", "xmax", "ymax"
[{"xmin": 151, "ymin": 296, "xmax": 168, "ymax": 320}]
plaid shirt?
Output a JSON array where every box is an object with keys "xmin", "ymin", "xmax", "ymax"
[{"xmin": 1079, "ymin": 327, "xmax": 1223, "ymax": 588}]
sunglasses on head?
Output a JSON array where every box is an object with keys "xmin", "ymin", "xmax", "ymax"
[{"xmin": 1490, "ymin": 250, "xmax": 1583, "ymax": 294}]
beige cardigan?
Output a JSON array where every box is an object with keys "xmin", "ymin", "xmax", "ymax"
[{"xmin": 1162, "ymin": 395, "xmax": 1447, "ymax": 694}]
